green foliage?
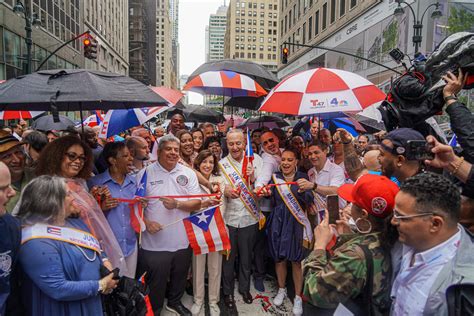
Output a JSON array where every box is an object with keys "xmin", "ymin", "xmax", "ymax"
[
  {"xmin": 382, "ymin": 21, "xmax": 398, "ymax": 54},
  {"xmin": 448, "ymin": 6, "xmax": 474, "ymax": 34}
]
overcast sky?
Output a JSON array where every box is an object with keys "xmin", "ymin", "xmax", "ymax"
[{"xmin": 179, "ymin": 0, "xmax": 225, "ymax": 104}]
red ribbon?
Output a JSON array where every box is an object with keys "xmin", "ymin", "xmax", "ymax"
[{"xmin": 256, "ymin": 181, "xmax": 298, "ymax": 196}]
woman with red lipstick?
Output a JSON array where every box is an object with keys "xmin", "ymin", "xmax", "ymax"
[{"xmin": 176, "ymin": 130, "xmax": 197, "ymax": 168}]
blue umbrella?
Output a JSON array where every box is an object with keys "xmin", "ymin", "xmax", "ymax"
[{"xmin": 322, "ymin": 117, "xmax": 359, "ymax": 136}]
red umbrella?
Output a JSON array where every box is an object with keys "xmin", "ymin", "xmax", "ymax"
[
  {"xmin": 259, "ymin": 68, "xmax": 385, "ymax": 116},
  {"xmin": 184, "ymin": 70, "xmax": 267, "ymax": 97},
  {"xmin": 149, "ymin": 86, "xmax": 184, "ymax": 106}
]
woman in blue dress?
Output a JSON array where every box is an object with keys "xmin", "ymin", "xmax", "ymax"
[
  {"xmin": 17, "ymin": 175, "xmax": 118, "ymax": 316},
  {"xmin": 263, "ymin": 148, "xmax": 314, "ymax": 315}
]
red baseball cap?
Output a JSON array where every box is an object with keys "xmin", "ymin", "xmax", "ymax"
[{"xmin": 337, "ymin": 174, "xmax": 400, "ymax": 218}]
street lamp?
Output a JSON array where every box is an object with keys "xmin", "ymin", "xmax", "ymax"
[
  {"xmin": 13, "ymin": 1, "xmax": 42, "ymax": 74},
  {"xmin": 394, "ymin": 0, "xmax": 442, "ymax": 54}
]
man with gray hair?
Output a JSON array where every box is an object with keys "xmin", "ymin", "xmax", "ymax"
[
  {"xmin": 136, "ymin": 134, "xmax": 207, "ymax": 315},
  {"xmin": 0, "ymin": 162, "xmax": 19, "ymax": 314},
  {"xmin": 219, "ymin": 129, "xmax": 263, "ymax": 310}
]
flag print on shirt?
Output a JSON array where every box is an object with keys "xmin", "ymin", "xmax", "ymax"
[{"xmin": 183, "ymin": 205, "xmax": 231, "ymax": 255}]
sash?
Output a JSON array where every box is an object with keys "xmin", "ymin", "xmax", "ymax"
[
  {"xmin": 273, "ymin": 175, "xmax": 313, "ymax": 249},
  {"xmin": 219, "ymin": 156, "xmax": 265, "ymax": 229},
  {"xmin": 22, "ymin": 224, "xmax": 102, "ymax": 254}
]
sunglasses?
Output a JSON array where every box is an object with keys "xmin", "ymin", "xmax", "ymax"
[{"xmin": 65, "ymin": 152, "xmax": 86, "ymax": 163}]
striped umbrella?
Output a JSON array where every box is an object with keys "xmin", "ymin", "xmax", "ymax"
[
  {"xmin": 184, "ymin": 70, "xmax": 268, "ymax": 97},
  {"xmin": 259, "ymin": 68, "xmax": 386, "ymax": 116}
]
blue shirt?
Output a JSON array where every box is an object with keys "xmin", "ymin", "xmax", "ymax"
[{"xmin": 88, "ymin": 170, "xmax": 137, "ymax": 257}]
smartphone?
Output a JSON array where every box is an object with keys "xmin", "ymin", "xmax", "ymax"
[
  {"xmin": 326, "ymin": 195, "xmax": 340, "ymax": 225},
  {"xmin": 405, "ymin": 140, "xmax": 435, "ymax": 161}
]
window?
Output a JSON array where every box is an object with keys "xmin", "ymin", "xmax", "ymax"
[
  {"xmin": 315, "ymin": 10, "xmax": 319, "ymax": 35},
  {"xmin": 322, "ymin": 3, "xmax": 327, "ymax": 30},
  {"xmin": 289, "ymin": 10, "xmax": 292, "ymax": 28},
  {"xmin": 308, "ymin": 16, "xmax": 313, "ymax": 39},
  {"xmin": 330, "ymin": 0, "xmax": 336, "ymax": 23},
  {"xmin": 285, "ymin": 15, "xmax": 287, "ymax": 32},
  {"xmin": 340, "ymin": 0, "xmax": 346, "ymax": 16},
  {"xmin": 350, "ymin": 0, "xmax": 356, "ymax": 9}
]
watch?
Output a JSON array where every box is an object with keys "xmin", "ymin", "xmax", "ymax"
[
  {"xmin": 312, "ymin": 182, "xmax": 318, "ymax": 191},
  {"xmin": 444, "ymin": 94, "xmax": 458, "ymax": 102}
]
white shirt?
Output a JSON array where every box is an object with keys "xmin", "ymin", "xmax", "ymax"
[
  {"xmin": 308, "ymin": 159, "xmax": 346, "ymax": 214},
  {"xmin": 220, "ymin": 153, "xmax": 263, "ymax": 228},
  {"xmin": 137, "ymin": 161, "xmax": 201, "ymax": 252},
  {"xmin": 390, "ymin": 228, "xmax": 462, "ymax": 316},
  {"xmin": 255, "ymin": 150, "xmax": 282, "ymax": 212}
]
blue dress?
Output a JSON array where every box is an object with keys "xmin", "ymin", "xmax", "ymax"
[
  {"xmin": 266, "ymin": 172, "xmax": 314, "ymax": 262},
  {"xmin": 19, "ymin": 219, "xmax": 103, "ymax": 316}
]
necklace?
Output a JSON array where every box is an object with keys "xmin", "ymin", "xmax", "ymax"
[
  {"xmin": 75, "ymin": 245, "xmax": 97, "ymax": 262},
  {"xmin": 283, "ymin": 172, "xmax": 296, "ymax": 182}
]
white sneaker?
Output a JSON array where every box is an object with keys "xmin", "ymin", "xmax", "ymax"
[
  {"xmin": 190, "ymin": 302, "xmax": 202, "ymax": 315},
  {"xmin": 209, "ymin": 303, "xmax": 220, "ymax": 316},
  {"xmin": 293, "ymin": 295, "xmax": 303, "ymax": 316},
  {"xmin": 273, "ymin": 288, "xmax": 287, "ymax": 306}
]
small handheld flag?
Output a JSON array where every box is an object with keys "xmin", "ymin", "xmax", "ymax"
[
  {"xmin": 131, "ymin": 170, "xmax": 147, "ymax": 233},
  {"xmin": 242, "ymin": 129, "xmax": 254, "ymax": 184}
]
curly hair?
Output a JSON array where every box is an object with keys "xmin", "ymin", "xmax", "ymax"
[
  {"xmin": 35, "ymin": 135, "xmax": 94, "ymax": 180},
  {"xmin": 400, "ymin": 172, "xmax": 460, "ymax": 224}
]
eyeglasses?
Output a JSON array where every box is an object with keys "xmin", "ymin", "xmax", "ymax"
[
  {"xmin": 65, "ymin": 152, "xmax": 86, "ymax": 163},
  {"xmin": 393, "ymin": 210, "xmax": 434, "ymax": 221}
]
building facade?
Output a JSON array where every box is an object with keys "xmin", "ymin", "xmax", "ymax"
[
  {"xmin": 129, "ymin": 0, "xmax": 159, "ymax": 85},
  {"xmin": 170, "ymin": 0, "xmax": 179, "ymax": 88},
  {"xmin": 0, "ymin": 0, "xmax": 129, "ymax": 80},
  {"xmin": 224, "ymin": 0, "xmax": 280, "ymax": 72},
  {"xmin": 84, "ymin": 0, "xmax": 129, "ymax": 74},
  {"xmin": 156, "ymin": 0, "xmax": 176, "ymax": 88},
  {"xmin": 206, "ymin": 5, "xmax": 228, "ymax": 62},
  {"xmin": 277, "ymin": 0, "xmax": 450, "ymax": 88}
]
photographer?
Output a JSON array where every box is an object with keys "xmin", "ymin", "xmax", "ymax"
[{"xmin": 443, "ymin": 69, "xmax": 474, "ymax": 163}]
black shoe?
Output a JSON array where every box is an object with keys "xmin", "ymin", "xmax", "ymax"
[
  {"xmin": 240, "ymin": 291, "xmax": 253, "ymax": 304},
  {"xmin": 165, "ymin": 302, "xmax": 191, "ymax": 316},
  {"xmin": 254, "ymin": 277, "xmax": 265, "ymax": 292},
  {"xmin": 223, "ymin": 294, "xmax": 236, "ymax": 309}
]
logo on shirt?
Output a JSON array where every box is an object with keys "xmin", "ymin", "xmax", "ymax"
[
  {"xmin": 371, "ymin": 197, "xmax": 387, "ymax": 215},
  {"xmin": 0, "ymin": 250, "xmax": 12, "ymax": 278},
  {"xmin": 176, "ymin": 175, "xmax": 189, "ymax": 186}
]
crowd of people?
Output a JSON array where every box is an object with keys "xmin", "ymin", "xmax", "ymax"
[{"xmin": 0, "ymin": 71, "xmax": 473, "ymax": 316}]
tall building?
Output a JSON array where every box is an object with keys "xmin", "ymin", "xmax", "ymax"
[
  {"xmin": 0, "ymin": 0, "xmax": 129, "ymax": 80},
  {"xmin": 224, "ymin": 0, "xmax": 280, "ymax": 72},
  {"xmin": 156, "ymin": 0, "xmax": 176, "ymax": 88},
  {"xmin": 83, "ymin": 0, "xmax": 129, "ymax": 74},
  {"xmin": 277, "ymin": 0, "xmax": 451, "ymax": 87},
  {"xmin": 170, "ymin": 0, "xmax": 179, "ymax": 88},
  {"xmin": 180, "ymin": 74, "xmax": 189, "ymax": 105},
  {"xmin": 129, "ymin": 0, "xmax": 158, "ymax": 85},
  {"xmin": 206, "ymin": 5, "xmax": 228, "ymax": 62}
]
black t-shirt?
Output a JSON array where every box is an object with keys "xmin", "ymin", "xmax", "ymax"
[{"xmin": 0, "ymin": 213, "xmax": 20, "ymax": 313}]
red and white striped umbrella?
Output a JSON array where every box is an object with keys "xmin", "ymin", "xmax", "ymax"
[
  {"xmin": 259, "ymin": 68, "xmax": 386, "ymax": 116},
  {"xmin": 0, "ymin": 110, "xmax": 44, "ymax": 120},
  {"xmin": 184, "ymin": 70, "xmax": 267, "ymax": 97}
]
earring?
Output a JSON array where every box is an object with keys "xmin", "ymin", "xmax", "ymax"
[{"xmin": 355, "ymin": 218, "xmax": 372, "ymax": 234}]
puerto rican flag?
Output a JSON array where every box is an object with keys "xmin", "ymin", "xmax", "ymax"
[
  {"xmin": 47, "ymin": 226, "xmax": 62, "ymax": 236},
  {"xmin": 183, "ymin": 205, "xmax": 231, "ymax": 255},
  {"xmin": 241, "ymin": 129, "xmax": 254, "ymax": 184},
  {"xmin": 131, "ymin": 170, "xmax": 147, "ymax": 233}
]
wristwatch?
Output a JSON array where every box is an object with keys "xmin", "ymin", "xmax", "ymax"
[
  {"xmin": 312, "ymin": 182, "xmax": 318, "ymax": 191},
  {"xmin": 444, "ymin": 94, "xmax": 458, "ymax": 103}
]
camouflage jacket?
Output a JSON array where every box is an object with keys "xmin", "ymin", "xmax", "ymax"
[{"xmin": 303, "ymin": 232, "xmax": 391, "ymax": 314}]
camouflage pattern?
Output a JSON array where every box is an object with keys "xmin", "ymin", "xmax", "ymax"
[{"xmin": 302, "ymin": 232, "xmax": 391, "ymax": 314}]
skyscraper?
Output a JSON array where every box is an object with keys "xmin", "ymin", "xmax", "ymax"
[
  {"xmin": 156, "ymin": 0, "xmax": 177, "ymax": 88},
  {"xmin": 206, "ymin": 5, "xmax": 228, "ymax": 62},
  {"xmin": 224, "ymin": 0, "xmax": 279, "ymax": 72},
  {"xmin": 169, "ymin": 0, "xmax": 179, "ymax": 88}
]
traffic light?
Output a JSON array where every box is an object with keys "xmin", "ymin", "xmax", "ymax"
[
  {"xmin": 282, "ymin": 47, "xmax": 289, "ymax": 64},
  {"xmin": 83, "ymin": 34, "xmax": 98, "ymax": 60}
]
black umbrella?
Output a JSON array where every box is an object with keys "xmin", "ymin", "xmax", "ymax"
[
  {"xmin": 238, "ymin": 115, "xmax": 290, "ymax": 130},
  {"xmin": 182, "ymin": 105, "xmax": 225, "ymax": 124},
  {"xmin": 31, "ymin": 114, "xmax": 75, "ymax": 131},
  {"xmin": 0, "ymin": 69, "xmax": 169, "ymax": 111},
  {"xmin": 224, "ymin": 96, "xmax": 264, "ymax": 110},
  {"xmin": 188, "ymin": 60, "xmax": 279, "ymax": 91}
]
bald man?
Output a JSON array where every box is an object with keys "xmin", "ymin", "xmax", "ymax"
[
  {"xmin": 0, "ymin": 162, "xmax": 19, "ymax": 314},
  {"xmin": 363, "ymin": 150, "xmax": 382, "ymax": 172}
]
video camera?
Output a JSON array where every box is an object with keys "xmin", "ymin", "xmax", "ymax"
[{"xmin": 379, "ymin": 32, "xmax": 474, "ymax": 133}]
